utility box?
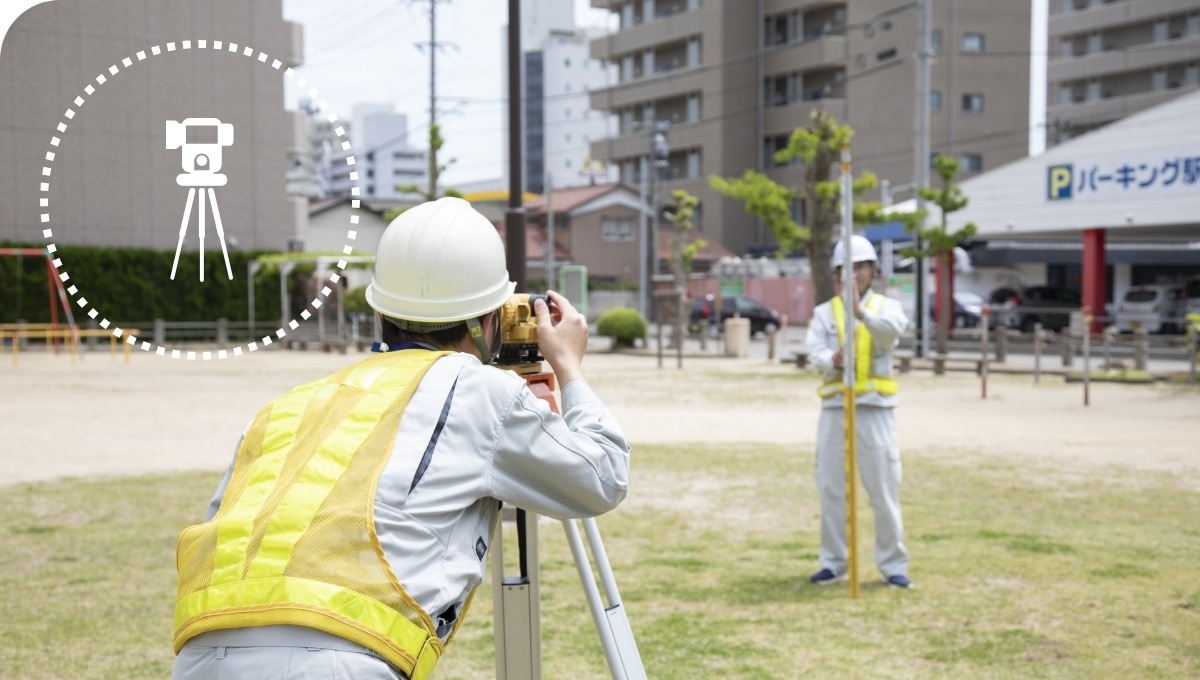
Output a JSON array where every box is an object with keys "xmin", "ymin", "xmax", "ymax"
[{"xmin": 724, "ymin": 317, "xmax": 751, "ymax": 357}]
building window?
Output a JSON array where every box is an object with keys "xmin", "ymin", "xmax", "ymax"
[
  {"xmin": 565, "ymin": 83, "xmax": 572, "ymax": 93},
  {"xmin": 960, "ymin": 153, "xmax": 983, "ymax": 171},
  {"xmin": 601, "ymin": 217, "xmax": 636, "ymax": 242},
  {"xmin": 565, "ymin": 108, "xmax": 571, "ymax": 118},
  {"xmin": 962, "ymin": 32, "xmax": 984, "ymax": 53},
  {"xmin": 931, "ymin": 29, "xmax": 942, "ymax": 52},
  {"xmin": 564, "ymin": 57, "xmax": 571, "ymax": 68},
  {"xmin": 565, "ymin": 158, "xmax": 572, "ymax": 169},
  {"xmin": 962, "ymin": 93, "xmax": 984, "ymax": 112},
  {"xmin": 930, "ymin": 90, "xmax": 942, "ymax": 112}
]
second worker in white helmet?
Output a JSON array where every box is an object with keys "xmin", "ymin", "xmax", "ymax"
[
  {"xmin": 172, "ymin": 197, "xmax": 631, "ymax": 680},
  {"xmin": 804, "ymin": 234, "xmax": 913, "ymax": 589}
]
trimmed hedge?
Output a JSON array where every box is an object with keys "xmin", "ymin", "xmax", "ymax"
[{"xmin": 0, "ymin": 243, "xmax": 284, "ymax": 324}]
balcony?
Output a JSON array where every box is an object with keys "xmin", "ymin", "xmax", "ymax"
[
  {"xmin": 1047, "ymin": 84, "xmax": 1199, "ymax": 124},
  {"xmin": 764, "ymin": 34, "xmax": 846, "ymax": 73},
  {"xmin": 590, "ymin": 8, "xmax": 703, "ymax": 61},
  {"xmin": 764, "ymin": 99, "xmax": 843, "ymax": 134},
  {"xmin": 1050, "ymin": 0, "xmax": 1198, "ymax": 35},
  {"xmin": 590, "ymin": 68, "xmax": 707, "ymax": 109},
  {"xmin": 1050, "ymin": 32, "xmax": 1200, "ymax": 81}
]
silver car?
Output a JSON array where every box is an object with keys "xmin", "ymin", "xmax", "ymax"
[{"xmin": 1114, "ymin": 285, "xmax": 1186, "ymax": 334}]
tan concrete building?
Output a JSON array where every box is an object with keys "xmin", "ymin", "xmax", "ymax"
[
  {"xmin": 1047, "ymin": 0, "xmax": 1200, "ymax": 144},
  {"xmin": 587, "ymin": 0, "xmax": 1031, "ymax": 256},
  {"xmin": 0, "ymin": 0, "xmax": 305, "ymax": 252}
]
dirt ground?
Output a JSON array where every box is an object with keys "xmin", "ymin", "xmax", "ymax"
[{"xmin": 3, "ymin": 348, "xmax": 1198, "ymax": 489}]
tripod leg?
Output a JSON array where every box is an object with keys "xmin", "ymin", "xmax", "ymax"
[
  {"xmin": 492, "ymin": 509, "xmax": 542, "ymax": 679},
  {"xmin": 198, "ymin": 188, "xmax": 206, "ymax": 282},
  {"xmin": 171, "ymin": 188, "xmax": 196, "ymax": 281},
  {"xmin": 207, "ymin": 188, "xmax": 233, "ymax": 280},
  {"xmin": 562, "ymin": 519, "xmax": 646, "ymax": 680}
]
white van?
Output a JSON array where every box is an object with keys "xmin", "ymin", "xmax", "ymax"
[{"xmin": 1115, "ymin": 285, "xmax": 1186, "ymax": 334}]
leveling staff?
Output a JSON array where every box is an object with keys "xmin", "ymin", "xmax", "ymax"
[
  {"xmin": 172, "ymin": 198, "xmax": 630, "ymax": 680},
  {"xmin": 806, "ymin": 235, "xmax": 912, "ymax": 590}
]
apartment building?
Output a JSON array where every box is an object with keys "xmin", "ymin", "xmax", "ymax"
[
  {"xmin": 1047, "ymin": 0, "xmax": 1200, "ymax": 144},
  {"xmin": 587, "ymin": 0, "xmax": 1031, "ymax": 257}
]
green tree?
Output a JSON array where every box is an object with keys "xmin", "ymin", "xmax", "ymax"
[
  {"xmin": 664, "ymin": 189, "xmax": 705, "ymax": 348},
  {"xmin": 710, "ymin": 110, "xmax": 885, "ymax": 304},
  {"xmin": 385, "ymin": 122, "xmax": 463, "ymax": 223},
  {"xmin": 906, "ymin": 154, "xmax": 978, "ymax": 358}
]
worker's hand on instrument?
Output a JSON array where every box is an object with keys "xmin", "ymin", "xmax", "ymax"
[
  {"xmin": 832, "ymin": 348, "xmax": 844, "ymax": 369},
  {"xmin": 853, "ymin": 300, "xmax": 865, "ymax": 320},
  {"xmin": 536, "ymin": 290, "xmax": 586, "ymax": 385}
]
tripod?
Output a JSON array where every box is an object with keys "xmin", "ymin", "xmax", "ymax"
[
  {"xmin": 491, "ymin": 367, "xmax": 646, "ymax": 680},
  {"xmin": 171, "ymin": 181, "xmax": 233, "ymax": 282}
]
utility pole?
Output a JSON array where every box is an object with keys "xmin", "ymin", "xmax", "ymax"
[
  {"xmin": 912, "ymin": 0, "xmax": 932, "ymax": 358},
  {"xmin": 505, "ymin": 0, "xmax": 526, "ymax": 293},
  {"xmin": 416, "ymin": 0, "xmax": 448, "ymax": 199},
  {"xmin": 544, "ymin": 172, "xmax": 554, "ymax": 291}
]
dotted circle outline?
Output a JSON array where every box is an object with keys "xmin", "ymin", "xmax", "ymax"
[{"xmin": 39, "ymin": 39, "xmax": 363, "ymax": 361}]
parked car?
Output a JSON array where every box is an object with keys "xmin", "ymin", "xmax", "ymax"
[
  {"xmin": 688, "ymin": 294, "xmax": 781, "ymax": 336},
  {"xmin": 1184, "ymin": 278, "xmax": 1200, "ymax": 325},
  {"xmin": 989, "ymin": 285, "xmax": 1081, "ymax": 333},
  {"xmin": 1114, "ymin": 285, "xmax": 1186, "ymax": 334},
  {"xmin": 930, "ymin": 290, "xmax": 987, "ymax": 329}
]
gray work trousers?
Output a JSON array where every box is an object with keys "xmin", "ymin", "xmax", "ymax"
[
  {"xmin": 173, "ymin": 625, "xmax": 408, "ymax": 680},
  {"xmin": 815, "ymin": 405, "xmax": 908, "ymax": 578}
]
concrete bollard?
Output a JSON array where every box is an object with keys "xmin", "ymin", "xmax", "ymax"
[
  {"xmin": 217, "ymin": 318, "xmax": 228, "ymax": 345},
  {"xmin": 767, "ymin": 328, "xmax": 777, "ymax": 361},
  {"xmin": 153, "ymin": 318, "xmax": 166, "ymax": 346},
  {"xmin": 724, "ymin": 317, "xmax": 751, "ymax": 358},
  {"xmin": 1061, "ymin": 335, "xmax": 1073, "ymax": 368},
  {"xmin": 1133, "ymin": 328, "xmax": 1148, "ymax": 370},
  {"xmin": 994, "ymin": 327, "xmax": 1007, "ymax": 363}
]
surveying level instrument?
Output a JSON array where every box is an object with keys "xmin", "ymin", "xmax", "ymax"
[{"xmin": 491, "ymin": 294, "xmax": 647, "ymax": 679}]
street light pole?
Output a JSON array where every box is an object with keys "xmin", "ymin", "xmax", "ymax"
[
  {"xmin": 649, "ymin": 121, "xmax": 670, "ymax": 321},
  {"xmin": 912, "ymin": 0, "xmax": 932, "ymax": 358}
]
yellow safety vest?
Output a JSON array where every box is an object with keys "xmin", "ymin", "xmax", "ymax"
[
  {"xmin": 174, "ymin": 349, "xmax": 455, "ymax": 680},
  {"xmin": 817, "ymin": 293, "xmax": 899, "ymax": 398}
]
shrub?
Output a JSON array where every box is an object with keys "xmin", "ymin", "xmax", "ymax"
[
  {"xmin": 342, "ymin": 286, "xmax": 371, "ymax": 316},
  {"xmin": 596, "ymin": 307, "xmax": 647, "ymax": 348}
]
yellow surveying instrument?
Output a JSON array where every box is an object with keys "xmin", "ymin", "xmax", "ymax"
[{"xmin": 490, "ymin": 294, "xmax": 647, "ymax": 679}]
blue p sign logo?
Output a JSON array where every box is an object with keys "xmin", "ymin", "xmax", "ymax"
[{"xmin": 1048, "ymin": 165, "xmax": 1072, "ymax": 200}]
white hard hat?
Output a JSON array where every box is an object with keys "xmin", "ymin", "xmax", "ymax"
[
  {"xmin": 831, "ymin": 234, "xmax": 878, "ymax": 268},
  {"xmin": 366, "ymin": 197, "xmax": 515, "ymax": 323}
]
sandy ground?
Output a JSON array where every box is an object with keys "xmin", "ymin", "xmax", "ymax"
[{"xmin": 3, "ymin": 347, "xmax": 1198, "ymax": 489}]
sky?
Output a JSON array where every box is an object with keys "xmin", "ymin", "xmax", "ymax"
[
  {"xmin": 0, "ymin": 0, "xmax": 613, "ymax": 187},
  {"xmin": 281, "ymin": 0, "xmax": 613, "ymax": 186}
]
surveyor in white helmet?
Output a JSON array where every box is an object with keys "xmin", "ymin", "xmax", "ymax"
[
  {"xmin": 805, "ymin": 234, "xmax": 912, "ymax": 589},
  {"xmin": 172, "ymin": 197, "xmax": 630, "ymax": 680}
]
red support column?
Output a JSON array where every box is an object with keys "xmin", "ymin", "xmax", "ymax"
[{"xmin": 1082, "ymin": 229, "xmax": 1106, "ymax": 334}]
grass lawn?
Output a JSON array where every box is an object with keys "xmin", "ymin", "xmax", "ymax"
[{"xmin": 1, "ymin": 443, "xmax": 1197, "ymax": 679}]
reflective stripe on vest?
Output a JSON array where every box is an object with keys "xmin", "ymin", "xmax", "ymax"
[
  {"xmin": 817, "ymin": 293, "xmax": 899, "ymax": 398},
  {"xmin": 174, "ymin": 349, "xmax": 452, "ymax": 680}
]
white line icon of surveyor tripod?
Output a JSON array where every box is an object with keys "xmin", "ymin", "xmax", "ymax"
[{"xmin": 166, "ymin": 118, "xmax": 234, "ymax": 282}]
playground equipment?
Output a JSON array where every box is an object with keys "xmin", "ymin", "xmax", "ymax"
[{"xmin": 0, "ymin": 247, "xmax": 81, "ymax": 360}]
